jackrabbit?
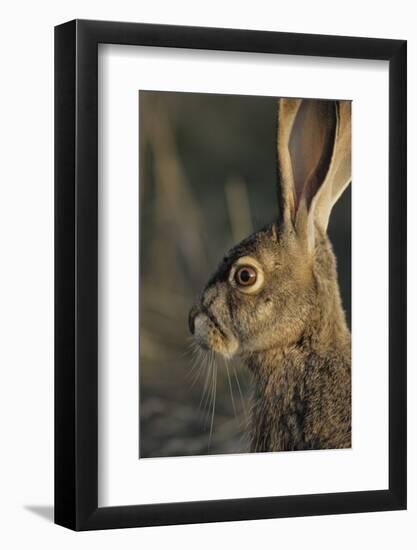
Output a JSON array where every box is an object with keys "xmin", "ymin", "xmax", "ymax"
[{"xmin": 189, "ymin": 98, "xmax": 352, "ymax": 452}]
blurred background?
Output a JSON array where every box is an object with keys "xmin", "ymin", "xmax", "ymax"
[{"xmin": 139, "ymin": 91, "xmax": 351, "ymax": 458}]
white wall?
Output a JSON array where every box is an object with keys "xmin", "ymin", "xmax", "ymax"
[{"xmin": 0, "ymin": 1, "xmax": 414, "ymax": 548}]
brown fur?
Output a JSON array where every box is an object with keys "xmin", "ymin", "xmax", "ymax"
[
  {"xmin": 247, "ymin": 227, "xmax": 351, "ymax": 451},
  {"xmin": 189, "ymin": 98, "xmax": 352, "ymax": 452}
]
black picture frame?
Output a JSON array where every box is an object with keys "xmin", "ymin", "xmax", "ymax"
[{"xmin": 55, "ymin": 19, "xmax": 407, "ymax": 531}]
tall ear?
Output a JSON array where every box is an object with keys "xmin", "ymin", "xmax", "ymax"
[
  {"xmin": 276, "ymin": 98, "xmax": 351, "ymax": 247},
  {"xmin": 276, "ymin": 97, "xmax": 302, "ymax": 226},
  {"xmin": 312, "ymin": 100, "xmax": 352, "ymax": 232}
]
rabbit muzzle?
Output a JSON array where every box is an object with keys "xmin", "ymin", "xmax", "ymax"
[{"xmin": 188, "ymin": 304, "xmax": 238, "ymax": 358}]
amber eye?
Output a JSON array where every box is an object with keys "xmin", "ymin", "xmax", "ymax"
[{"xmin": 235, "ymin": 266, "xmax": 257, "ymax": 287}]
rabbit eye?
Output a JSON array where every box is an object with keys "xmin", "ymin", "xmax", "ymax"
[
  {"xmin": 229, "ymin": 256, "xmax": 264, "ymax": 294},
  {"xmin": 235, "ymin": 266, "xmax": 257, "ymax": 287}
]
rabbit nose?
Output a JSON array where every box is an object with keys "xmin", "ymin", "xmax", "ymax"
[{"xmin": 188, "ymin": 305, "xmax": 199, "ymax": 335}]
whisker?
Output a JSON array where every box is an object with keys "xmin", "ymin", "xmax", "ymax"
[
  {"xmin": 189, "ymin": 361, "xmax": 204, "ymax": 387},
  {"xmin": 185, "ymin": 344, "xmax": 204, "ymax": 384},
  {"xmin": 189, "ymin": 366, "xmax": 203, "ymax": 387},
  {"xmin": 232, "ymin": 364, "xmax": 248, "ymax": 419},
  {"xmin": 224, "ymin": 358, "xmax": 237, "ymax": 419},
  {"xmin": 204, "ymin": 352, "xmax": 216, "ymax": 422},
  {"xmin": 199, "ymin": 352, "xmax": 213, "ymax": 413},
  {"xmin": 208, "ymin": 361, "xmax": 218, "ymax": 451},
  {"xmin": 188, "ymin": 348, "xmax": 220, "ymax": 451},
  {"xmin": 187, "ymin": 348, "xmax": 204, "ymax": 380},
  {"xmin": 182, "ymin": 338, "xmax": 200, "ymax": 359}
]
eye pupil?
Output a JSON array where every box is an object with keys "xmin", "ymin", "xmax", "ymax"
[
  {"xmin": 240, "ymin": 270, "xmax": 251, "ymax": 282},
  {"xmin": 235, "ymin": 266, "xmax": 257, "ymax": 286}
]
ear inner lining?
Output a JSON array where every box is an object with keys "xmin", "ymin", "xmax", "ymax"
[{"xmin": 289, "ymin": 100, "xmax": 337, "ymax": 215}]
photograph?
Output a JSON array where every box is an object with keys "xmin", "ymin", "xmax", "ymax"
[
  {"xmin": 139, "ymin": 91, "xmax": 352, "ymax": 458},
  {"xmin": 0, "ymin": 2, "xmax": 409, "ymax": 545}
]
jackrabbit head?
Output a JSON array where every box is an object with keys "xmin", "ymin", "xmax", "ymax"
[{"xmin": 189, "ymin": 98, "xmax": 351, "ymax": 358}]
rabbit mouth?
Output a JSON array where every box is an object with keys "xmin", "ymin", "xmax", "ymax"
[{"xmin": 191, "ymin": 310, "xmax": 238, "ymax": 358}]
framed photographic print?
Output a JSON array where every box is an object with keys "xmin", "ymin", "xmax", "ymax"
[{"xmin": 55, "ymin": 20, "xmax": 407, "ymax": 530}]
